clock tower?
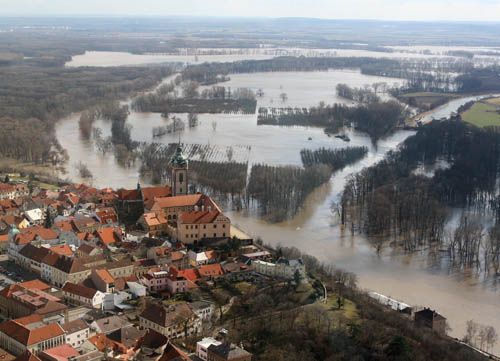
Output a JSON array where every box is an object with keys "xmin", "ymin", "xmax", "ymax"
[{"xmin": 170, "ymin": 146, "xmax": 188, "ymax": 196}]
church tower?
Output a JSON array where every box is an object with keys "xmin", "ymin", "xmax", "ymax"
[{"xmin": 170, "ymin": 146, "xmax": 188, "ymax": 196}]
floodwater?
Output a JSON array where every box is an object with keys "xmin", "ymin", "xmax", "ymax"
[
  {"xmin": 65, "ymin": 46, "xmax": 499, "ymax": 68},
  {"xmin": 55, "ymin": 69, "xmax": 500, "ymax": 353},
  {"xmin": 202, "ymin": 70, "xmax": 400, "ymax": 108}
]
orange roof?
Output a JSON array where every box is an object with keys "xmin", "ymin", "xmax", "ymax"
[
  {"xmin": 142, "ymin": 212, "xmax": 167, "ymax": 227},
  {"xmin": 176, "ymin": 268, "xmax": 200, "ymax": 282},
  {"xmin": 54, "ymin": 220, "xmax": 77, "ymax": 233},
  {"xmin": 19, "ymin": 279, "xmax": 51, "ymax": 291},
  {"xmin": 0, "ymin": 319, "xmax": 65, "ymax": 346},
  {"xmin": 141, "ymin": 186, "xmax": 172, "ymax": 203},
  {"xmin": 14, "ymin": 226, "xmax": 58, "ymax": 245},
  {"xmin": 95, "ymin": 269, "xmax": 114, "ymax": 284},
  {"xmin": 50, "ymin": 244, "xmax": 73, "ymax": 257},
  {"xmin": 180, "ymin": 210, "xmax": 221, "ymax": 224},
  {"xmin": 198, "ymin": 263, "xmax": 224, "ymax": 278},
  {"xmin": 88, "ymin": 333, "xmax": 128, "ymax": 354},
  {"xmin": 150, "ymin": 194, "xmax": 203, "ymax": 210},
  {"xmin": 0, "ymin": 234, "xmax": 8, "ymax": 243},
  {"xmin": 95, "ymin": 227, "xmax": 121, "ymax": 246},
  {"xmin": 15, "ymin": 314, "xmax": 43, "ymax": 326},
  {"xmin": 40, "ymin": 344, "xmax": 79, "ymax": 361}
]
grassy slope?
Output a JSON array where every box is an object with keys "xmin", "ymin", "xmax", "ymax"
[{"xmin": 462, "ymin": 100, "xmax": 500, "ymax": 127}]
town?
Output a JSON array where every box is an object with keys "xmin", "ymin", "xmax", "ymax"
[{"xmin": 0, "ymin": 144, "xmax": 488, "ymax": 361}]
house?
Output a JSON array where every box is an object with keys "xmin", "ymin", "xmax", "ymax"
[
  {"xmin": 85, "ymin": 333, "xmax": 132, "ymax": 361},
  {"xmin": 0, "ymin": 283, "xmax": 66, "ymax": 321},
  {"xmin": 24, "ymin": 209, "xmax": 44, "ymax": 226},
  {"xmin": 8, "ymin": 227, "xmax": 58, "ymax": 264},
  {"xmin": 38, "ymin": 344, "xmax": 79, "ymax": 361},
  {"xmin": 207, "ymin": 343, "xmax": 252, "ymax": 361},
  {"xmin": 0, "ymin": 184, "xmax": 16, "ymax": 200},
  {"xmin": 414, "ymin": 308, "xmax": 447, "ymax": 335},
  {"xmin": 253, "ymin": 258, "xmax": 305, "ymax": 280},
  {"xmin": 48, "ymin": 245, "xmax": 73, "ymax": 257},
  {"xmin": 94, "ymin": 228, "xmax": 122, "ymax": 248},
  {"xmin": 157, "ymin": 343, "xmax": 190, "ymax": 361},
  {"xmin": 177, "ymin": 211, "xmax": 230, "ymax": 244},
  {"xmin": 76, "ymin": 244, "xmax": 101, "ymax": 258},
  {"xmin": 47, "ymin": 257, "xmax": 90, "ymax": 287},
  {"xmin": 134, "ymin": 329, "xmax": 169, "ymax": 361},
  {"xmin": 197, "ymin": 338, "xmax": 221, "ymax": 361},
  {"xmin": 188, "ymin": 301, "xmax": 215, "ymax": 323},
  {"xmin": 138, "ymin": 213, "xmax": 167, "ymax": 237},
  {"xmin": 140, "ymin": 268, "xmax": 187, "ymax": 295},
  {"xmin": 61, "ymin": 282, "xmax": 105, "ymax": 309},
  {"xmin": 91, "ymin": 269, "xmax": 115, "ymax": 293},
  {"xmin": 139, "ymin": 302, "xmax": 201, "ymax": 339},
  {"xmin": 61, "ymin": 319, "xmax": 90, "ymax": 348},
  {"xmin": 90, "ymin": 316, "xmax": 132, "ymax": 336},
  {"xmin": 17, "ymin": 244, "xmax": 51, "ymax": 274},
  {"xmin": 0, "ymin": 315, "xmax": 66, "ymax": 356},
  {"xmin": 198, "ymin": 264, "xmax": 224, "ymax": 279},
  {"xmin": 94, "ymin": 207, "xmax": 118, "ymax": 225}
]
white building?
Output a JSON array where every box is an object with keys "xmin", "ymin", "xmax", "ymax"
[
  {"xmin": 196, "ymin": 337, "xmax": 221, "ymax": 361},
  {"xmin": 253, "ymin": 258, "xmax": 306, "ymax": 280},
  {"xmin": 24, "ymin": 208, "xmax": 44, "ymax": 226},
  {"xmin": 62, "ymin": 319, "xmax": 90, "ymax": 348}
]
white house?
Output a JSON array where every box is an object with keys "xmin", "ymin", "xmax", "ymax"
[
  {"xmin": 253, "ymin": 258, "xmax": 306, "ymax": 280},
  {"xmin": 24, "ymin": 208, "xmax": 44, "ymax": 226},
  {"xmin": 196, "ymin": 337, "xmax": 221, "ymax": 361},
  {"xmin": 62, "ymin": 319, "xmax": 90, "ymax": 348},
  {"xmin": 62, "ymin": 282, "xmax": 105, "ymax": 309}
]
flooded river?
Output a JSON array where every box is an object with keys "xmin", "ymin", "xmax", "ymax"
[{"xmin": 55, "ymin": 67, "xmax": 500, "ymax": 352}]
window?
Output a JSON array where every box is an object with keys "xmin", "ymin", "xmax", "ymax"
[
  {"xmin": 179, "ymin": 173, "xmax": 184, "ymax": 183},
  {"xmin": 213, "ymin": 224, "xmax": 217, "ymax": 228},
  {"xmin": 222, "ymin": 224, "xmax": 226, "ymax": 228}
]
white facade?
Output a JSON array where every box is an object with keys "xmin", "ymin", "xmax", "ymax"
[
  {"xmin": 196, "ymin": 337, "xmax": 221, "ymax": 361},
  {"xmin": 65, "ymin": 326, "xmax": 90, "ymax": 348}
]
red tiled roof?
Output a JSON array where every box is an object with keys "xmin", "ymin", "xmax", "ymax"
[
  {"xmin": 19, "ymin": 279, "xmax": 51, "ymax": 291},
  {"xmin": 14, "ymin": 226, "xmax": 58, "ymax": 245},
  {"xmin": 39, "ymin": 344, "xmax": 79, "ymax": 361},
  {"xmin": 141, "ymin": 186, "xmax": 172, "ymax": 203},
  {"xmin": 95, "ymin": 228, "xmax": 122, "ymax": 246},
  {"xmin": 62, "ymin": 282, "xmax": 97, "ymax": 299},
  {"xmin": 0, "ymin": 319, "xmax": 65, "ymax": 346},
  {"xmin": 179, "ymin": 210, "xmax": 221, "ymax": 224},
  {"xmin": 50, "ymin": 244, "xmax": 73, "ymax": 257},
  {"xmin": 14, "ymin": 352, "xmax": 41, "ymax": 361},
  {"xmin": 150, "ymin": 194, "xmax": 203, "ymax": 210},
  {"xmin": 198, "ymin": 263, "xmax": 224, "ymax": 278},
  {"xmin": 94, "ymin": 269, "xmax": 114, "ymax": 284}
]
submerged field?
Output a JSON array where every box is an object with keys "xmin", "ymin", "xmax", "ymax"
[{"xmin": 462, "ymin": 98, "xmax": 500, "ymax": 127}]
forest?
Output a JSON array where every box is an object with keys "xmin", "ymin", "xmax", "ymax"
[
  {"xmin": 258, "ymin": 100, "xmax": 407, "ymax": 141},
  {"xmin": 340, "ymin": 119, "xmax": 500, "ymax": 273},
  {"xmin": 132, "ymin": 80, "xmax": 257, "ymax": 114}
]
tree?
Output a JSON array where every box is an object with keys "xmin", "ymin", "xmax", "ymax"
[
  {"xmin": 280, "ymin": 92, "xmax": 288, "ymax": 103},
  {"xmin": 293, "ymin": 269, "xmax": 303, "ymax": 285},
  {"xmin": 3, "ymin": 175, "xmax": 9, "ymax": 183},
  {"xmin": 385, "ymin": 335, "xmax": 412, "ymax": 361},
  {"xmin": 257, "ymin": 88, "xmax": 264, "ymax": 97}
]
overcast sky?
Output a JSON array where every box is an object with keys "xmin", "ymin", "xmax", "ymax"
[{"xmin": 2, "ymin": 0, "xmax": 500, "ymax": 22}]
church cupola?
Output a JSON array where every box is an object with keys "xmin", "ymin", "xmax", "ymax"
[{"xmin": 170, "ymin": 146, "xmax": 188, "ymax": 196}]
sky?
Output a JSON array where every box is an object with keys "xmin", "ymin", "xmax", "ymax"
[{"xmin": 1, "ymin": 0, "xmax": 500, "ymax": 22}]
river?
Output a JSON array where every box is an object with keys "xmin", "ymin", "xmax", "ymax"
[{"xmin": 55, "ymin": 67, "xmax": 500, "ymax": 353}]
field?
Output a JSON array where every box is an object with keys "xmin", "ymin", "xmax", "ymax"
[{"xmin": 461, "ymin": 99, "xmax": 500, "ymax": 128}]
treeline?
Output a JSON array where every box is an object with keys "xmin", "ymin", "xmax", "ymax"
[
  {"xmin": 247, "ymin": 164, "xmax": 332, "ymax": 222},
  {"xmin": 300, "ymin": 147, "xmax": 368, "ymax": 169},
  {"xmin": 336, "ymin": 83, "xmax": 381, "ymax": 103},
  {"xmin": 258, "ymin": 100, "xmax": 407, "ymax": 141},
  {"xmin": 79, "ymin": 101, "xmax": 130, "ymax": 140},
  {"xmin": 0, "ymin": 117, "xmax": 67, "ymax": 165},
  {"xmin": 0, "ymin": 65, "xmax": 173, "ymax": 122},
  {"xmin": 132, "ymin": 80, "xmax": 257, "ymax": 114},
  {"xmin": 341, "ymin": 120, "xmax": 500, "ymax": 267}
]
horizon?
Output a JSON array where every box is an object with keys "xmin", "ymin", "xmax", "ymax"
[{"xmin": 1, "ymin": 0, "xmax": 500, "ymax": 22}]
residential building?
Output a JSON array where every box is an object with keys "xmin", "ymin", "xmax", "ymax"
[
  {"xmin": 414, "ymin": 308, "xmax": 447, "ymax": 335},
  {"xmin": 91, "ymin": 269, "xmax": 115, "ymax": 293},
  {"xmin": 0, "ymin": 315, "xmax": 66, "ymax": 356},
  {"xmin": 90, "ymin": 316, "xmax": 132, "ymax": 336},
  {"xmin": 38, "ymin": 344, "xmax": 79, "ymax": 361},
  {"xmin": 207, "ymin": 343, "xmax": 252, "ymax": 361},
  {"xmin": 139, "ymin": 302, "xmax": 201, "ymax": 339},
  {"xmin": 253, "ymin": 258, "xmax": 306, "ymax": 280},
  {"xmin": 61, "ymin": 319, "xmax": 90, "ymax": 348},
  {"xmin": 197, "ymin": 338, "xmax": 221, "ymax": 361},
  {"xmin": 61, "ymin": 282, "xmax": 105, "ymax": 309}
]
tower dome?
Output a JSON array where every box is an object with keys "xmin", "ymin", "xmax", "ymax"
[{"xmin": 170, "ymin": 146, "xmax": 188, "ymax": 168}]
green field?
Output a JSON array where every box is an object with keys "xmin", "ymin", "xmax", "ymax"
[{"xmin": 462, "ymin": 100, "xmax": 500, "ymax": 128}]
